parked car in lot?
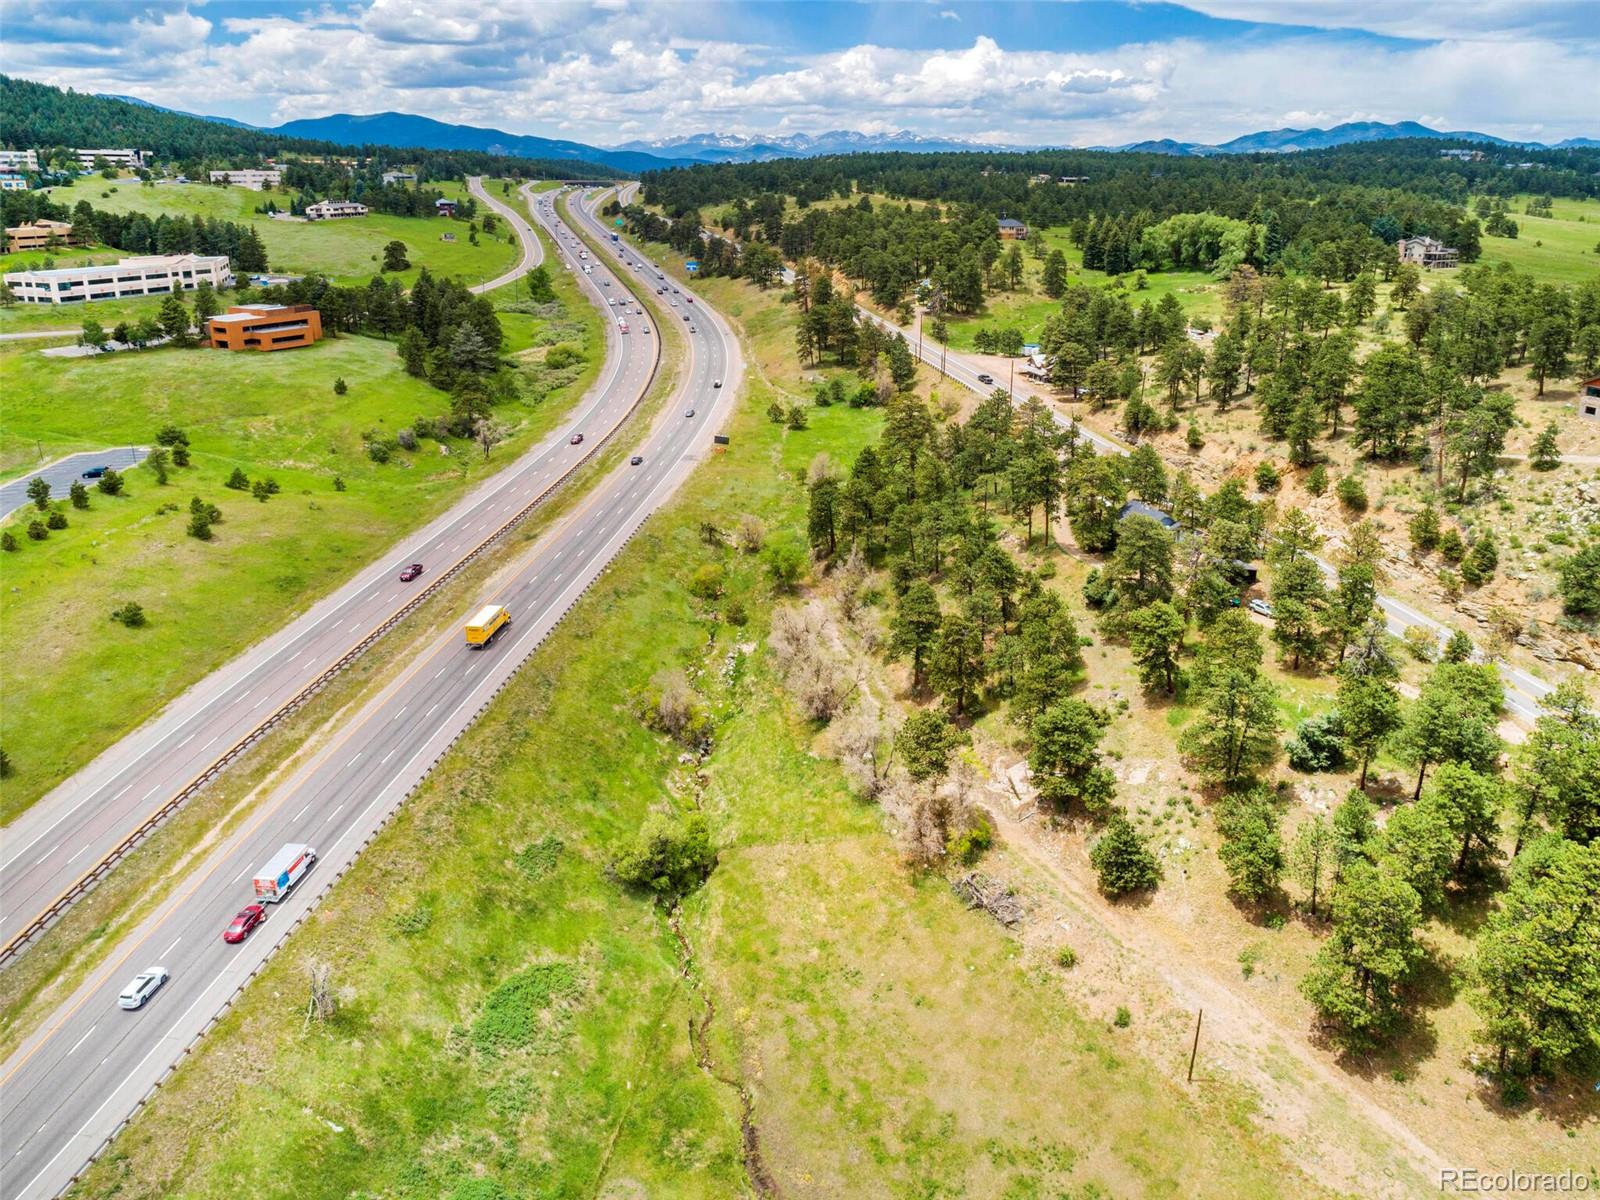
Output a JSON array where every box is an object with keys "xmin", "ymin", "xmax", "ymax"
[
  {"xmin": 223, "ymin": 904, "xmax": 266, "ymax": 943},
  {"xmin": 118, "ymin": 966, "xmax": 169, "ymax": 1010},
  {"xmin": 1247, "ymin": 598, "xmax": 1275, "ymax": 619},
  {"xmin": 81, "ymin": 466, "xmax": 109, "ymax": 479},
  {"xmin": 570, "ymin": 433, "xmax": 584, "ymax": 445},
  {"xmin": 399, "ymin": 563, "xmax": 424, "ymax": 582}
]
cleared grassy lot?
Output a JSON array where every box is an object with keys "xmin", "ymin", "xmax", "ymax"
[
  {"xmin": 73, "ymin": 272, "xmax": 1320, "ymax": 1200},
  {"xmin": 1475, "ymin": 194, "xmax": 1600, "ymax": 286},
  {"xmin": 0, "ymin": 229, "xmax": 601, "ymax": 819},
  {"xmin": 13, "ymin": 176, "xmax": 518, "ymax": 292}
]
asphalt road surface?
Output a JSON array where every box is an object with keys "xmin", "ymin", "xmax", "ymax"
[
  {"xmin": 0, "ymin": 449, "xmax": 149, "ymax": 517},
  {"xmin": 852, "ymin": 304, "xmax": 1554, "ymax": 724},
  {"xmin": 0, "ymin": 185, "xmax": 740, "ymax": 1199},
  {"xmin": 0, "ymin": 180, "xmax": 634, "ymax": 959}
]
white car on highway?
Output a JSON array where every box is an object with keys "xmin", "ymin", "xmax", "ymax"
[{"xmin": 119, "ymin": 966, "xmax": 169, "ymax": 1010}]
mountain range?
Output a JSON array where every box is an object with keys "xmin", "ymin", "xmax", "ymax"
[
  {"xmin": 95, "ymin": 94, "xmax": 1598, "ymax": 169},
  {"xmin": 1109, "ymin": 121, "xmax": 1600, "ymax": 156}
]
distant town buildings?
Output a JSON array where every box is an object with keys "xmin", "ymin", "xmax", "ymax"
[
  {"xmin": 75, "ymin": 148, "xmax": 147, "ymax": 171},
  {"xmin": 305, "ymin": 199, "xmax": 369, "ymax": 220},
  {"xmin": 0, "ymin": 149, "xmax": 39, "ymax": 171},
  {"xmin": 1580, "ymin": 376, "xmax": 1600, "ymax": 422},
  {"xmin": 1438, "ymin": 148, "xmax": 1485, "ymax": 161},
  {"xmin": 0, "ymin": 174, "xmax": 29, "ymax": 192},
  {"xmin": 4, "ymin": 219, "xmax": 78, "ymax": 253},
  {"xmin": 1397, "ymin": 235, "xmax": 1459, "ymax": 269},
  {"xmin": 2, "ymin": 253, "xmax": 232, "ymax": 304},
  {"xmin": 208, "ymin": 169, "xmax": 282, "ymax": 190},
  {"xmin": 382, "ymin": 171, "xmax": 417, "ymax": 185},
  {"xmin": 998, "ymin": 217, "xmax": 1028, "ymax": 240},
  {"xmin": 207, "ymin": 304, "xmax": 322, "ymax": 351},
  {"xmin": 1058, "ymin": 175, "xmax": 1089, "ymax": 185}
]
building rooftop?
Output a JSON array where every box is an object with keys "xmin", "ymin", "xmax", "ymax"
[{"xmin": 3, "ymin": 253, "xmax": 229, "ymax": 282}]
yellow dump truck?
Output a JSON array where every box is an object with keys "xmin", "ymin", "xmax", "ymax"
[{"xmin": 464, "ymin": 603, "xmax": 510, "ymax": 649}]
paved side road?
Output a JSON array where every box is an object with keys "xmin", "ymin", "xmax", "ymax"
[
  {"xmin": 0, "ymin": 448, "xmax": 149, "ymax": 517},
  {"xmin": 850, "ymin": 303, "xmax": 1556, "ymax": 725}
]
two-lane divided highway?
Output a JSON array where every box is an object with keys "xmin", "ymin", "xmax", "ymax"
[{"xmin": 1, "ymin": 186, "xmax": 741, "ymax": 1199}]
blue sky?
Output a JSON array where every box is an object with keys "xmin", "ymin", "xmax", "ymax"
[{"xmin": 5, "ymin": 1, "xmax": 1597, "ymax": 146}]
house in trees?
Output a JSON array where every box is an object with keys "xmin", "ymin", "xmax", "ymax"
[
  {"xmin": 1118, "ymin": 500, "xmax": 1179, "ymax": 530},
  {"xmin": 1396, "ymin": 236, "xmax": 1459, "ymax": 269},
  {"xmin": 998, "ymin": 217, "xmax": 1028, "ymax": 240},
  {"xmin": 434, "ymin": 197, "xmax": 457, "ymax": 217},
  {"xmin": 1580, "ymin": 376, "xmax": 1600, "ymax": 422}
]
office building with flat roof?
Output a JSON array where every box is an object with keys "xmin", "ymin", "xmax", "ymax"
[
  {"xmin": 208, "ymin": 304, "xmax": 322, "ymax": 351},
  {"xmin": 2, "ymin": 253, "xmax": 232, "ymax": 304}
]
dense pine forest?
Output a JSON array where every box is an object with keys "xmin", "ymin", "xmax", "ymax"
[{"xmin": 0, "ymin": 76, "xmax": 625, "ymax": 182}]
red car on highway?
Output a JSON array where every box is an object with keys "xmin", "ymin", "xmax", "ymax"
[
  {"xmin": 399, "ymin": 563, "xmax": 424, "ymax": 582},
  {"xmin": 222, "ymin": 904, "xmax": 265, "ymax": 943}
]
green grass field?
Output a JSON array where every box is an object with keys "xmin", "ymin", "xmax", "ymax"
[
  {"xmin": 1474, "ymin": 194, "xmax": 1600, "ymax": 286},
  {"xmin": 0, "ymin": 229, "xmax": 602, "ymax": 819},
  {"xmin": 72, "ymin": 271, "xmax": 1322, "ymax": 1200},
  {"xmin": 28, "ymin": 177, "xmax": 519, "ymax": 288}
]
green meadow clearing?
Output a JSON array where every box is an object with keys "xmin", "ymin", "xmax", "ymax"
[
  {"xmin": 74, "ymin": 268, "xmax": 1322, "ymax": 1200},
  {"xmin": 1475, "ymin": 193, "xmax": 1600, "ymax": 286},
  {"xmin": 19, "ymin": 176, "xmax": 519, "ymax": 290},
  {"xmin": 0, "ymin": 213, "xmax": 600, "ymax": 818}
]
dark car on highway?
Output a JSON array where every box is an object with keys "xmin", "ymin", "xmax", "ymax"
[
  {"xmin": 222, "ymin": 904, "xmax": 265, "ymax": 944},
  {"xmin": 399, "ymin": 563, "xmax": 424, "ymax": 582},
  {"xmin": 630, "ymin": 455, "xmax": 644, "ymax": 466},
  {"xmin": 570, "ymin": 433, "xmax": 585, "ymax": 445}
]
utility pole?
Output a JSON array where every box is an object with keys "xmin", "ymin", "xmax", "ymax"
[
  {"xmin": 1187, "ymin": 1009, "xmax": 1203, "ymax": 1084},
  {"xmin": 917, "ymin": 309, "xmax": 924, "ymax": 363},
  {"xmin": 1008, "ymin": 357, "xmax": 1015, "ymax": 403}
]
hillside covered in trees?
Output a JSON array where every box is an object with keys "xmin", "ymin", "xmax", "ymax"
[{"xmin": 0, "ymin": 77, "xmax": 626, "ymax": 182}]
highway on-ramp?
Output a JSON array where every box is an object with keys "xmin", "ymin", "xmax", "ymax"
[
  {"xmin": 0, "ymin": 180, "xmax": 641, "ymax": 960},
  {"xmin": 851, "ymin": 303, "xmax": 1554, "ymax": 723},
  {"xmin": 0, "ymin": 185, "xmax": 740, "ymax": 1200}
]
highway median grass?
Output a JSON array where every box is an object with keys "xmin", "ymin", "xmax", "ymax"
[
  {"xmin": 1, "ymin": 273, "xmax": 603, "ymax": 820},
  {"xmin": 74, "ymin": 269, "xmax": 1323, "ymax": 1200}
]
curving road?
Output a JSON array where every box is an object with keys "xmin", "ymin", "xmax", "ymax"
[
  {"xmin": 0, "ymin": 180, "xmax": 640, "ymax": 960},
  {"xmin": 467, "ymin": 176, "xmax": 541, "ymax": 294},
  {"xmin": 0, "ymin": 185, "xmax": 741, "ymax": 1200},
  {"xmin": 851, "ymin": 304, "xmax": 1554, "ymax": 723}
]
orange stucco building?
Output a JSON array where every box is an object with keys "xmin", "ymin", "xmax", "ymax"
[{"xmin": 207, "ymin": 304, "xmax": 322, "ymax": 351}]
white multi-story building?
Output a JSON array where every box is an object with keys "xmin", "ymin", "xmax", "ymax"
[
  {"xmin": 209, "ymin": 169, "xmax": 282, "ymax": 190},
  {"xmin": 305, "ymin": 199, "xmax": 369, "ymax": 220},
  {"xmin": 0, "ymin": 174, "xmax": 28, "ymax": 192},
  {"xmin": 2, "ymin": 254, "xmax": 233, "ymax": 305},
  {"xmin": 381, "ymin": 171, "xmax": 416, "ymax": 185},
  {"xmin": 75, "ymin": 148, "xmax": 147, "ymax": 171},
  {"xmin": 0, "ymin": 149, "xmax": 38, "ymax": 171}
]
